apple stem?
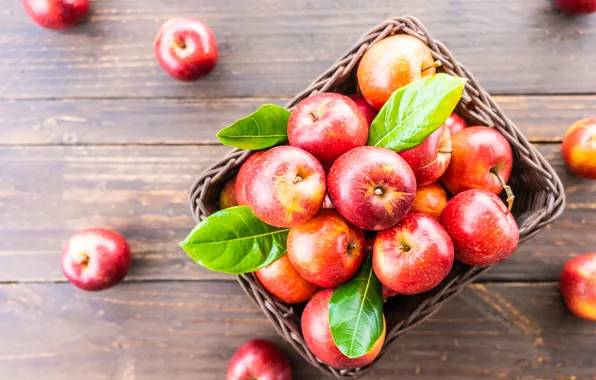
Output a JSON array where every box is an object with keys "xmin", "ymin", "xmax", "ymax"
[
  {"xmin": 76, "ymin": 253, "xmax": 90, "ymax": 267},
  {"xmin": 492, "ymin": 170, "xmax": 515, "ymax": 213},
  {"xmin": 308, "ymin": 110, "xmax": 319, "ymax": 122},
  {"xmin": 374, "ymin": 187, "xmax": 383, "ymax": 196},
  {"xmin": 438, "ymin": 149, "xmax": 454, "ymax": 154},
  {"xmin": 422, "ymin": 60, "xmax": 442, "ymax": 73},
  {"xmin": 347, "ymin": 243, "xmax": 356, "ymax": 250},
  {"xmin": 294, "ymin": 175, "xmax": 303, "ymax": 183}
]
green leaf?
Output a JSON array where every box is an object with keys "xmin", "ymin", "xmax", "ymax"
[
  {"xmin": 329, "ymin": 255, "xmax": 383, "ymax": 359},
  {"xmin": 217, "ymin": 104, "xmax": 290, "ymax": 150},
  {"xmin": 179, "ymin": 206, "xmax": 289, "ymax": 274},
  {"xmin": 368, "ymin": 73, "xmax": 467, "ymax": 152}
]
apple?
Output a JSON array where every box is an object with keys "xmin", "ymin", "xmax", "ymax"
[
  {"xmin": 348, "ymin": 94, "xmax": 378, "ymax": 125},
  {"xmin": 553, "ymin": 0, "xmax": 596, "ymax": 14},
  {"xmin": 255, "ymin": 254, "xmax": 318, "ymax": 304},
  {"xmin": 439, "ymin": 189, "xmax": 519, "ymax": 266},
  {"xmin": 443, "ymin": 113, "xmax": 468, "ymax": 135},
  {"xmin": 373, "ymin": 213, "xmax": 454, "ymax": 295},
  {"xmin": 246, "ymin": 146, "xmax": 325, "ymax": 228},
  {"xmin": 561, "ymin": 117, "xmax": 596, "ymax": 180},
  {"xmin": 154, "ymin": 18, "xmax": 218, "ymax": 81},
  {"xmin": 287, "ymin": 93, "xmax": 368, "ymax": 166},
  {"xmin": 219, "ymin": 175, "xmax": 239, "ymax": 209},
  {"xmin": 287, "ymin": 210, "xmax": 365, "ymax": 288},
  {"xmin": 441, "ymin": 126, "xmax": 513, "ymax": 196},
  {"xmin": 301, "ymin": 289, "xmax": 386, "ymax": 369},
  {"xmin": 399, "ymin": 125, "xmax": 452, "ymax": 186},
  {"xmin": 235, "ymin": 151, "xmax": 266, "ymax": 206},
  {"xmin": 328, "ymin": 146, "xmax": 416, "ymax": 231},
  {"xmin": 560, "ymin": 253, "xmax": 596, "ymax": 321},
  {"xmin": 23, "ymin": 0, "xmax": 89, "ymax": 30},
  {"xmin": 61, "ymin": 228, "xmax": 131, "ymax": 291},
  {"xmin": 226, "ymin": 339, "xmax": 292, "ymax": 380},
  {"xmin": 410, "ymin": 182, "xmax": 448, "ymax": 220},
  {"xmin": 357, "ymin": 34, "xmax": 436, "ymax": 110}
]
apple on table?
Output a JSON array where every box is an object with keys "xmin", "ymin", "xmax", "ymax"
[
  {"xmin": 227, "ymin": 339, "xmax": 292, "ymax": 380},
  {"xmin": 23, "ymin": 0, "xmax": 89, "ymax": 30},
  {"xmin": 154, "ymin": 18, "xmax": 218, "ymax": 81}
]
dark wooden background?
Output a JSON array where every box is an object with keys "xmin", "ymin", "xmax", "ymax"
[{"xmin": 1, "ymin": 0, "xmax": 596, "ymax": 379}]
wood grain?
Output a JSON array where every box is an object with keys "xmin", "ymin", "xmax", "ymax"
[
  {"xmin": 0, "ymin": 144, "xmax": 590, "ymax": 283},
  {"xmin": 2, "ymin": 0, "xmax": 596, "ymax": 100},
  {"xmin": 0, "ymin": 281, "xmax": 595, "ymax": 380},
  {"xmin": 1, "ymin": 95, "xmax": 592, "ymax": 145}
]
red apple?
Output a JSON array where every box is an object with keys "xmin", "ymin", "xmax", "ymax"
[
  {"xmin": 439, "ymin": 189, "xmax": 519, "ymax": 266},
  {"xmin": 410, "ymin": 182, "xmax": 448, "ymax": 220},
  {"xmin": 399, "ymin": 125, "xmax": 452, "ymax": 186},
  {"xmin": 553, "ymin": 0, "xmax": 596, "ymax": 14},
  {"xmin": 154, "ymin": 18, "xmax": 218, "ymax": 81},
  {"xmin": 328, "ymin": 146, "xmax": 416, "ymax": 231},
  {"xmin": 288, "ymin": 93, "xmax": 368, "ymax": 166},
  {"xmin": 373, "ymin": 213, "xmax": 454, "ymax": 295},
  {"xmin": 357, "ymin": 34, "xmax": 436, "ymax": 110},
  {"xmin": 287, "ymin": 210, "xmax": 365, "ymax": 288},
  {"xmin": 23, "ymin": 0, "xmax": 89, "ymax": 30},
  {"xmin": 226, "ymin": 339, "xmax": 292, "ymax": 380},
  {"xmin": 61, "ymin": 228, "xmax": 131, "ymax": 291},
  {"xmin": 220, "ymin": 175, "xmax": 239, "ymax": 209},
  {"xmin": 441, "ymin": 126, "xmax": 513, "ymax": 196},
  {"xmin": 302, "ymin": 289, "xmax": 385, "ymax": 369},
  {"xmin": 246, "ymin": 146, "xmax": 325, "ymax": 228},
  {"xmin": 255, "ymin": 254, "xmax": 318, "ymax": 304},
  {"xmin": 235, "ymin": 151, "xmax": 266, "ymax": 206},
  {"xmin": 561, "ymin": 117, "xmax": 596, "ymax": 179},
  {"xmin": 560, "ymin": 253, "xmax": 596, "ymax": 321},
  {"xmin": 443, "ymin": 113, "xmax": 468, "ymax": 135},
  {"xmin": 348, "ymin": 94, "xmax": 378, "ymax": 125}
]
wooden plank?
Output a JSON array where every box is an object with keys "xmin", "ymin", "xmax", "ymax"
[
  {"xmin": 0, "ymin": 95, "xmax": 592, "ymax": 145},
  {"xmin": 0, "ymin": 144, "xmax": 591, "ymax": 283},
  {"xmin": 0, "ymin": 281, "xmax": 594, "ymax": 379},
  {"xmin": 2, "ymin": 0, "xmax": 596, "ymax": 99}
]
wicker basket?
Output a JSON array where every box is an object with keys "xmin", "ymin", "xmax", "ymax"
[{"xmin": 189, "ymin": 16, "xmax": 566, "ymax": 378}]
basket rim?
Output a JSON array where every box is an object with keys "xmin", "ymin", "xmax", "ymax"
[{"xmin": 187, "ymin": 15, "xmax": 566, "ymax": 379}]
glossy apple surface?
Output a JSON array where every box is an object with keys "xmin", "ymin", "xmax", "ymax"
[
  {"xmin": 348, "ymin": 94, "xmax": 378, "ymax": 125},
  {"xmin": 154, "ymin": 18, "xmax": 218, "ymax": 81},
  {"xmin": 226, "ymin": 339, "xmax": 292, "ymax": 380},
  {"xmin": 561, "ymin": 117, "xmax": 596, "ymax": 179},
  {"xmin": 255, "ymin": 254, "xmax": 318, "ymax": 304},
  {"xmin": 399, "ymin": 125, "xmax": 452, "ymax": 186},
  {"xmin": 443, "ymin": 113, "xmax": 468, "ymax": 135},
  {"xmin": 23, "ymin": 0, "xmax": 89, "ymax": 30},
  {"xmin": 441, "ymin": 126, "xmax": 513, "ymax": 195},
  {"xmin": 61, "ymin": 228, "xmax": 131, "ymax": 291},
  {"xmin": 373, "ymin": 213, "xmax": 454, "ymax": 295},
  {"xmin": 288, "ymin": 93, "xmax": 368, "ymax": 165},
  {"xmin": 410, "ymin": 182, "xmax": 448, "ymax": 220},
  {"xmin": 439, "ymin": 189, "xmax": 519, "ymax": 266},
  {"xmin": 328, "ymin": 146, "xmax": 416, "ymax": 231},
  {"xmin": 553, "ymin": 0, "xmax": 596, "ymax": 14},
  {"xmin": 560, "ymin": 253, "xmax": 596, "ymax": 321},
  {"xmin": 246, "ymin": 146, "xmax": 325, "ymax": 228},
  {"xmin": 357, "ymin": 34, "xmax": 436, "ymax": 110},
  {"xmin": 287, "ymin": 210, "xmax": 365, "ymax": 288},
  {"xmin": 235, "ymin": 151, "xmax": 266, "ymax": 206},
  {"xmin": 301, "ymin": 289, "xmax": 386, "ymax": 369},
  {"xmin": 219, "ymin": 175, "xmax": 239, "ymax": 209}
]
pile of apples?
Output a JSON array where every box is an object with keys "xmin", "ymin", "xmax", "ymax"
[{"xmin": 216, "ymin": 34, "xmax": 520, "ymax": 373}]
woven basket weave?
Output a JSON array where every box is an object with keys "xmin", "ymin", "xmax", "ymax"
[{"xmin": 189, "ymin": 16, "xmax": 566, "ymax": 378}]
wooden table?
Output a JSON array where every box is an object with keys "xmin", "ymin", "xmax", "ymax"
[{"xmin": 1, "ymin": 1, "xmax": 596, "ymax": 379}]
